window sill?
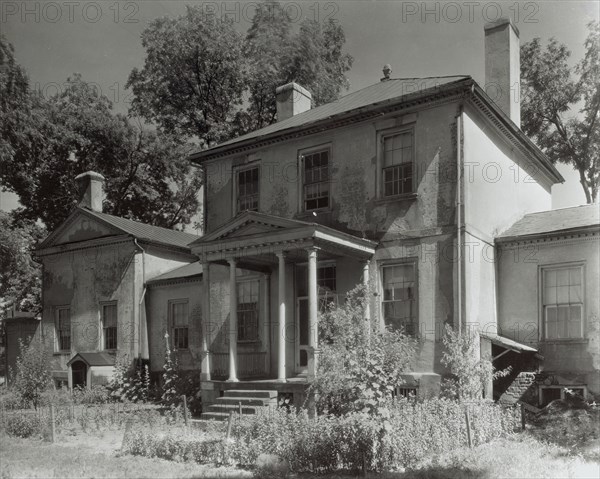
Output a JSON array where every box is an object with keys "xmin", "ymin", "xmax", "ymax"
[
  {"xmin": 54, "ymin": 351, "xmax": 71, "ymax": 356},
  {"xmin": 374, "ymin": 193, "xmax": 417, "ymax": 206},
  {"xmin": 296, "ymin": 209, "xmax": 332, "ymax": 220},
  {"xmin": 237, "ymin": 340, "xmax": 260, "ymax": 345}
]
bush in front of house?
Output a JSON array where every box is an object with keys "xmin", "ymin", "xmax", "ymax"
[
  {"xmin": 313, "ymin": 284, "xmax": 416, "ymax": 416},
  {"xmin": 109, "ymin": 354, "xmax": 150, "ymax": 403},
  {"xmin": 4, "ymin": 413, "xmax": 44, "ymax": 438},
  {"xmin": 0, "ymin": 387, "xmax": 30, "ymax": 410},
  {"xmin": 12, "ymin": 338, "xmax": 51, "ymax": 409},
  {"xmin": 72, "ymin": 385, "xmax": 111, "ymax": 405}
]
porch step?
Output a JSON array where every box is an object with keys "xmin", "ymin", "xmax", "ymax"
[
  {"xmin": 217, "ymin": 396, "xmax": 274, "ymax": 406},
  {"xmin": 224, "ymin": 389, "xmax": 277, "ymax": 399},
  {"xmin": 200, "ymin": 389, "xmax": 278, "ymax": 421}
]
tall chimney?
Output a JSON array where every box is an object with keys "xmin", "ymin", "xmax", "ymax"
[
  {"xmin": 276, "ymin": 82, "xmax": 312, "ymax": 122},
  {"xmin": 484, "ymin": 18, "xmax": 520, "ymax": 126},
  {"xmin": 75, "ymin": 171, "xmax": 105, "ymax": 212}
]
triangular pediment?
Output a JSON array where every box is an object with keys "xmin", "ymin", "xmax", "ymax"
[
  {"xmin": 193, "ymin": 211, "xmax": 311, "ymax": 245},
  {"xmin": 39, "ymin": 208, "xmax": 125, "ymax": 249}
]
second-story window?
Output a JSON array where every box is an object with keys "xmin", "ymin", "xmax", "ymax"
[
  {"xmin": 303, "ymin": 149, "xmax": 330, "ymax": 211},
  {"xmin": 170, "ymin": 300, "xmax": 189, "ymax": 349},
  {"xmin": 382, "ymin": 130, "xmax": 414, "ymax": 196},
  {"xmin": 102, "ymin": 302, "xmax": 117, "ymax": 350},
  {"xmin": 237, "ymin": 166, "xmax": 259, "ymax": 212}
]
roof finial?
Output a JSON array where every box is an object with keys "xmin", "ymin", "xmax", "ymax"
[{"xmin": 381, "ymin": 64, "xmax": 392, "ymax": 82}]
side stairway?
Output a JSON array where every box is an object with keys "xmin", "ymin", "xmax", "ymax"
[{"xmin": 200, "ymin": 389, "xmax": 278, "ymax": 421}]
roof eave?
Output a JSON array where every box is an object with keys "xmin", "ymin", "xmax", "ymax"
[
  {"xmin": 189, "ymin": 78, "xmax": 474, "ymax": 163},
  {"xmin": 496, "ymin": 224, "xmax": 600, "ymax": 244},
  {"xmin": 470, "ymin": 85, "xmax": 564, "ymax": 184}
]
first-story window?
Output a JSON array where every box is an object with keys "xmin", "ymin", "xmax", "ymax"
[
  {"xmin": 381, "ymin": 262, "xmax": 417, "ymax": 335},
  {"xmin": 170, "ymin": 300, "xmax": 189, "ymax": 349},
  {"xmin": 101, "ymin": 302, "xmax": 117, "ymax": 350},
  {"xmin": 542, "ymin": 265, "xmax": 584, "ymax": 340},
  {"xmin": 55, "ymin": 306, "xmax": 71, "ymax": 352},
  {"xmin": 382, "ymin": 129, "xmax": 414, "ymax": 197},
  {"xmin": 236, "ymin": 166, "xmax": 259, "ymax": 212},
  {"xmin": 302, "ymin": 149, "xmax": 330, "ymax": 211},
  {"xmin": 238, "ymin": 280, "xmax": 259, "ymax": 341}
]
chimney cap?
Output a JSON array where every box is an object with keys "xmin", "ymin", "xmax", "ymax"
[
  {"xmin": 484, "ymin": 17, "xmax": 519, "ymax": 37},
  {"xmin": 381, "ymin": 64, "xmax": 392, "ymax": 81},
  {"xmin": 275, "ymin": 82, "xmax": 312, "ymax": 98},
  {"xmin": 75, "ymin": 171, "xmax": 105, "ymax": 182}
]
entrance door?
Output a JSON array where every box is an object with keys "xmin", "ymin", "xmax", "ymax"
[{"xmin": 71, "ymin": 361, "xmax": 87, "ymax": 389}]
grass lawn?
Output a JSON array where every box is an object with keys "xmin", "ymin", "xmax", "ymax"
[{"xmin": 1, "ymin": 430, "xmax": 598, "ymax": 479}]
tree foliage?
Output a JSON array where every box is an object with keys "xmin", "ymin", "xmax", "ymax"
[
  {"xmin": 127, "ymin": 1, "xmax": 353, "ymax": 142},
  {"xmin": 521, "ymin": 22, "xmax": 599, "ymax": 203},
  {"xmin": 0, "ymin": 211, "xmax": 45, "ymax": 317},
  {"xmin": 312, "ymin": 284, "xmax": 415, "ymax": 415},
  {"xmin": 0, "ymin": 36, "xmax": 202, "ymax": 231}
]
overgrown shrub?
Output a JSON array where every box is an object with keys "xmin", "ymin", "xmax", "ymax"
[
  {"xmin": 12, "ymin": 338, "xmax": 51, "ymax": 409},
  {"xmin": 313, "ymin": 284, "xmax": 415, "ymax": 415},
  {"xmin": 109, "ymin": 354, "xmax": 150, "ymax": 402},
  {"xmin": 72, "ymin": 385, "xmax": 110, "ymax": 405},
  {"xmin": 0, "ymin": 387, "xmax": 30, "ymax": 410},
  {"xmin": 441, "ymin": 324, "xmax": 511, "ymax": 400},
  {"xmin": 5, "ymin": 413, "xmax": 43, "ymax": 438}
]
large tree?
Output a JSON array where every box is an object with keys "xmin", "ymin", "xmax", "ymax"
[
  {"xmin": 0, "ymin": 212, "xmax": 45, "ymax": 317},
  {"xmin": 127, "ymin": 1, "xmax": 353, "ymax": 141},
  {"xmin": 521, "ymin": 22, "xmax": 599, "ymax": 203},
  {"xmin": 0, "ymin": 37, "xmax": 202, "ymax": 231}
]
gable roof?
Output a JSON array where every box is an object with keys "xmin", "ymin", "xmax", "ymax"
[
  {"xmin": 191, "ymin": 76, "xmax": 469, "ymax": 161},
  {"xmin": 147, "ymin": 262, "xmax": 203, "ymax": 284},
  {"xmin": 497, "ymin": 204, "xmax": 600, "ymax": 241},
  {"xmin": 188, "ymin": 76, "xmax": 562, "ymax": 184},
  {"xmin": 67, "ymin": 352, "xmax": 116, "ymax": 367},
  {"xmin": 38, "ymin": 207, "xmax": 200, "ymax": 252},
  {"xmin": 84, "ymin": 209, "xmax": 200, "ymax": 250}
]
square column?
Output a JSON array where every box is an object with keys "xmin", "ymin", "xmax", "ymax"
[
  {"xmin": 200, "ymin": 261, "xmax": 211, "ymax": 382},
  {"xmin": 227, "ymin": 258, "xmax": 238, "ymax": 382},
  {"xmin": 307, "ymin": 247, "xmax": 319, "ymax": 382},
  {"xmin": 276, "ymin": 252, "xmax": 287, "ymax": 382}
]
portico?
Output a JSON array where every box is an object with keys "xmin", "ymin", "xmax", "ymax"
[{"xmin": 190, "ymin": 211, "xmax": 377, "ymax": 387}]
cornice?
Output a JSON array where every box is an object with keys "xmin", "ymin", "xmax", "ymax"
[{"xmin": 496, "ymin": 229, "xmax": 599, "ymax": 248}]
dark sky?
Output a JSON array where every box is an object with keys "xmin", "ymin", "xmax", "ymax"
[{"xmin": 1, "ymin": 0, "xmax": 598, "ymax": 211}]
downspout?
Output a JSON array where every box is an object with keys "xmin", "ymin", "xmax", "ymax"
[
  {"xmin": 456, "ymin": 105, "xmax": 464, "ymax": 336},
  {"xmin": 134, "ymin": 238, "xmax": 147, "ymax": 360}
]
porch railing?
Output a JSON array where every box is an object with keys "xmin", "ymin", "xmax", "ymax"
[{"xmin": 210, "ymin": 351, "xmax": 267, "ymax": 379}]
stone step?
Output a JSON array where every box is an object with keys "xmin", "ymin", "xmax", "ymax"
[
  {"xmin": 200, "ymin": 412, "xmax": 231, "ymax": 421},
  {"xmin": 206, "ymin": 403, "xmax": 262, "ymax": 415},
  {"xmin": 223, "ymin": 389, "xmax": 277, "ymax": 399},
  {"xmin": 217, "ymin": 396, "xmax": 275, "ymax": 406}
]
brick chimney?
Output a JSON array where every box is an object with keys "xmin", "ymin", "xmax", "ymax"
[
  {"xmin": 484, "ymin": 17, "xmax": 520, "ymax": 126},
  {"xmin": 75, "ymin": 171, "xmax": 105, "ymax": 212},
  {"xmin": 276, "ymin": 82, "xmax": 312, "ymax": 122}
]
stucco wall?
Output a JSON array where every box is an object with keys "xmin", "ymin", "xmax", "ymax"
[
  {"xmin": 462, "ymin": 106, "xmax": 552, "ymax": 331},
  {"xmin": 497, "ymin": 234, "xmax": 600, "ymax": 395},
  {"xmin": 39, "ymin": 241, "xmax": 138, "ymax": 373},
  {"xmin": 146, "ymin": 279, "xmax": 203, "ymax": 373}
]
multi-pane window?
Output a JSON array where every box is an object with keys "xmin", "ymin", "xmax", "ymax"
[
  {"xmin": 382, "ymin": 263, "xmax": 417, "ymax": 335},
  {"xmin": 542, "ymin": 266, "xmax": 583, "ymax": 340},
  {"xmin": 383, "ymin": 131, "xmax": 414, "ymax": 196},
  {"xmin": 237, "ymin": 167, "xmax": 259, "ymax": 212},
  {"xmin": 102, "ymin": 303, "xmax": 117, "ymax": 350},
  {"xmin": 238, "ymin": 281, "xmax": 259, "ymax": 341},
  {"xmin": 170, "ymin": 301, "xmax": 189, "ymax": 349},
  {"xmin": 317, "ymin": 265, "xmax": 336, "ymax": 293},
  {"xmin": 56, "ymin": 307, "xmax": 71, "ymax": 352},
  {"xmin": 303, "ymin": 149, "xmax": 329, "ymax": 211}
]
